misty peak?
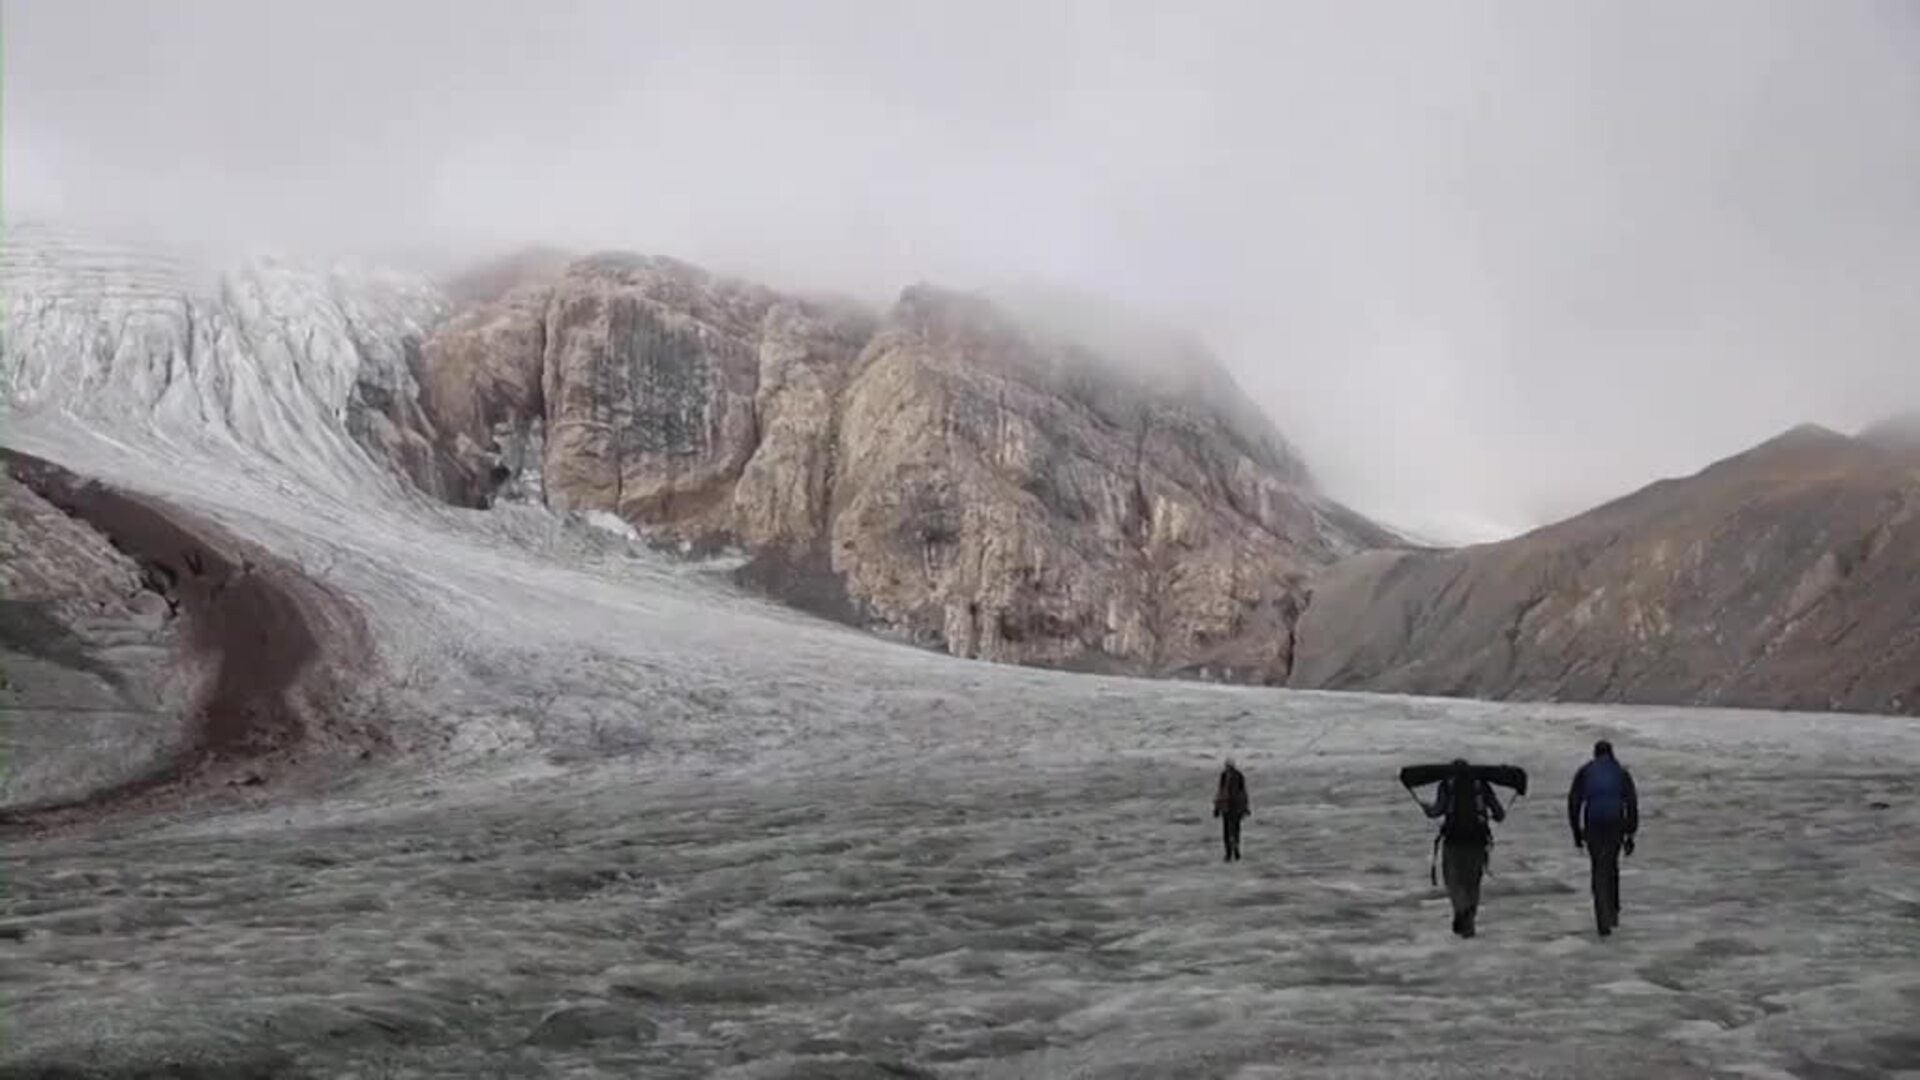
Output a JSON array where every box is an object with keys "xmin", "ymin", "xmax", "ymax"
[
  {"xmin": 874, "ymin": 280, "xmax": 1306, "ymax": 479},
  {"xmin": 570, "ymin": 250, "xmax": 701, "ymax": 280},
  {"xmin": 890, "ymin": 282, "xmax": 1005, "ymax": 340},
  {"xmin": 441, "ymin": 246, "xmax": 575, "ymax": 305},
  {"xmin": 1751, "ymin": 422, "xmax": 1852, "ymax": 455},
  {"xmin": 1859, "ymin": 412, "xmax": 1920, "ymax": 453}
]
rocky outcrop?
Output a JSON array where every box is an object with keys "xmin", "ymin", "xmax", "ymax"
[
  {"xmin": 818, "ymin": 286, "xmax": 1391, "ymax": 679},
  {"xmin": 417, "ymin": 254, "xmax": 1392, "ymax": 682},
  {"xmin": 418, "ymin": 254, "xmax": 878, "ymax": 532},
  {"xmin": 1292, "ymin": 424, "xmax": 1920, "ymax": 715}
]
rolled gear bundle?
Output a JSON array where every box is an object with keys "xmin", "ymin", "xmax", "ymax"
[
  {"xmin": 1400, "ymin": 762, "xmax": 1527, "ymax": 887},
  {"xmin": 1398, "ymin": 762, "xmax": 1528, "ymax": 796}
]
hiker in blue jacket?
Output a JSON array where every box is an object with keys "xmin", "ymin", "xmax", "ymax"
[{"xmin": 1568, "ymin": 740, "xmax": 1639, "ymax": 937}]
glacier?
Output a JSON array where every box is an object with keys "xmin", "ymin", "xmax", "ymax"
[{"xmin": 3, "ymin": 227, "xmax": 1918, "ymax": 1079}]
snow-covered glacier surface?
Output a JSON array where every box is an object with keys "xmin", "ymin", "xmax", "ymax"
[
  {"xmin": 4, "ymin": 230, "xmax": 1919, "ymax": 1079},
  {"xmin": 2, "ymin": 222, "xmax": 449, "ymax": 505}
]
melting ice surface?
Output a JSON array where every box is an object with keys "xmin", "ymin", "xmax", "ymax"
[{"xmin": 3, "ymin": 228, "xmax": 1918, "ymax": 1079}]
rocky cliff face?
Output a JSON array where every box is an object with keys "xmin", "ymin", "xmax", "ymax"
[
  {"xmin": 416, "ymin": 253, "xmax": 878, "ymax": 532},
  {"xmin": 818, "ymin": 286, "xmax": 1391, "ymax": 679},
  {"xmin": 1292, "ymin": 424, "xmax": 1920, "ymax": 715},
  {"xmin": 417, "ymin": 254, "xmax": 1392, "ymax": 682}
]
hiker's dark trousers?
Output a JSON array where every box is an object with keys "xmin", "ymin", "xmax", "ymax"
[
  {"xmin": 1586, "ymin": 823, "xmax": 1625, "ymax": 932},
  {"xmin": 1220, "ymin": 813, "xmax": 1245, "ymax": 861},
  {"xmin": 1442, "ymin": 842, "xmax": 1488, "ymax": 924}
]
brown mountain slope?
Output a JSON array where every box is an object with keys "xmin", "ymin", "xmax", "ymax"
[
  {"xmin": 412, "ymin": 253, "xmax": 1394, "ymax": 682},
  {"xmin": 1291, "ymin": 424, "xmax": 1920, "ymax": 715}
]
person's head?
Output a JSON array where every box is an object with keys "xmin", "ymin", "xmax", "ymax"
[
  {"xmin": 1224, "ymin": 757, "xmax": 1236, "ymax": 771},
  {"xmin": 1594, "ymin": 740, "xmax": 1614, "ymax": 759}
]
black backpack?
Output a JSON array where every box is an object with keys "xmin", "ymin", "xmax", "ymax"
[
  {"xmin": 1217, "ymin": 767, "xmax": 1248, "ymax": 814},
  {"xmin": 1439, "ymin": 776, "xmax": 1491, "ymax": 845}
]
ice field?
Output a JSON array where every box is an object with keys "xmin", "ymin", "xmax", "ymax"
[{"xmin": 3, "ymin": 232, "xmax": 1918, "ymax": 1078}]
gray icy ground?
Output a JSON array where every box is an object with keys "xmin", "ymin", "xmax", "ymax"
[
  {"xmin": 4, "ymin": 232, "xmax": 1919, "ymax": 1078},
  {"xmin": 7, "ymin": 680, "xmax": 1920, "ymax": 1080},
  {"xmin": 6, "ymin": 425, "xmax": 1917, "ymax": 1079}
]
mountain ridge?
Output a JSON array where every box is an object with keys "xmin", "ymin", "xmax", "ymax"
[
  {"xmin": 1291, "ymin": 421, "xmax": 1920, "ymax": 715},
  {"xmin": 6, "ymin": 227, "xmax": 1916, "ymax": 715}
]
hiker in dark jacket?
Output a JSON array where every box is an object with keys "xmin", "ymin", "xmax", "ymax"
[
  {"xmin": 1569, "ymin": 739, "xmax": 1639, "ymax": 936},
  {"xmin": 1213, "ymin": 759, "xmax": 1250, "ymax": 862},
  {"xmin": 1424, "ymin": 759, "xmax": 1507, "ymax": 937}
]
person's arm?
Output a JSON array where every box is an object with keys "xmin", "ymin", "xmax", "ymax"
[
  {"xmin": 1423, "ymin": 781, "xmax": 1449, "ymax": 818},
  {"xmin": 1482, "ymin": 782, "xmax": 1506, "ymax": 822},
  {"xmin": 1567, "ymin": 764, "xmax": 1588, "ymax": 842},
  {"xmin": 1622, "ymin": 769, "xmax": 1639, "ymax": 835}
]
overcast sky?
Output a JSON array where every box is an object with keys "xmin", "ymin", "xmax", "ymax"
[{"xmin": 6, "ymin": 0, "xmax": 1918, "ymax": 540}]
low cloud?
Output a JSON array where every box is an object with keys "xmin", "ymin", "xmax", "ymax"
[{"xmin": 7, "ymin": 0, "xmax": 1917, "ymax": 539}]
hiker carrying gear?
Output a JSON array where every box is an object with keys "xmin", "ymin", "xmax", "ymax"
[
  {"xmin": 1213, "ymin": 759, "xmax": 1250, "ymax": 862},
  {"xmin": 1400, "ymin": 760, "xmax": 1524, "ymax": 939},
  {"xmin": 1568, "ymin": 739, "xmax": 1639, "ymax": 937}
]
